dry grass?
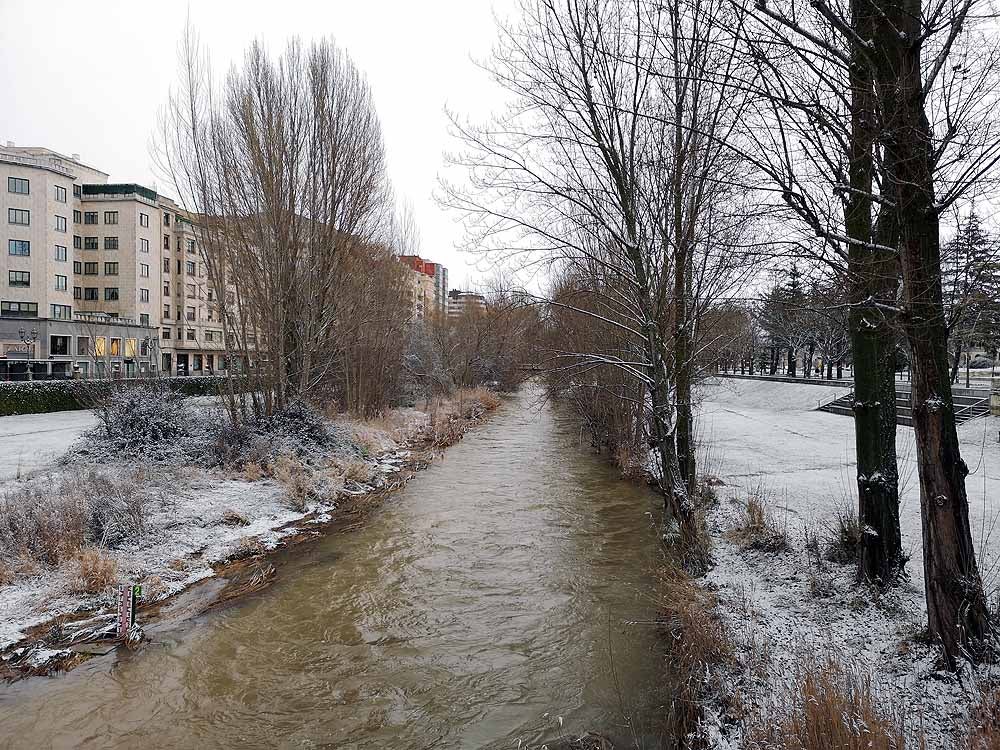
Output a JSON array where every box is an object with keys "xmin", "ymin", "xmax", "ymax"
[
  {"xmin": 730, "ymin": 485, "xmax": 790, "ymax": 553},
  {"xmin": 243, "ymin": 461, "xmax": 265, "ymax": 482},
  {"xmin": 613, "ymin": 442, "xmax": 647, "ymax": 481},
  {"xmin": 655, "ymin": 559, "xmax": 733, "ymax": 741},
  {"xmin": 72, "ymin": 548, "xmax": 119, "ymax": 594},
  {"xmin": 272, "ymin": 455, "xmax": 318, "ymax": 512},
  {"xmin": 963, "ymin": 684, "xmax": 1000, "ymax": 750},
  {"xmin": 220, "ymin": 509, "xmax": 250, "ymax": 527},
  {"xmin": 823, "ymin": 504, "xmax": 862, "ymax": 565},
  {"xmin": 745, "ymin": 654, "xmax": 920, "ymax": 750},
  {"xmin": 0, "ymin": 469, "xmax": 150, "ymax": 570}
]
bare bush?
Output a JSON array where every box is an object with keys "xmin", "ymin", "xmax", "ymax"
[{"xmin": 963, "ymin": 684, "xmax": 1000, "ymax": 750}]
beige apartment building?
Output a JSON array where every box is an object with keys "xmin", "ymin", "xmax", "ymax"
[{"xmin": 0, "ymin": 143, "xmax": 236, "ymax": 380}]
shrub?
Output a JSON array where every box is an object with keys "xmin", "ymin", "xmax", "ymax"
[
  {"xmin": 72, "ymin": 548, "xmax": 119, "ymax": 594},
  {"xmin": 91, "ymin": 384, "xmax": 192, "ymax": 460},
  {"xmin": 272, "ymin": 455, "xmax": 318, "ymax": 512}
]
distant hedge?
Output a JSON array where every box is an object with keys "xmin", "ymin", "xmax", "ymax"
[{"xmin": 0, "ymin": 376, "xmax": 227, "ymax": 417}]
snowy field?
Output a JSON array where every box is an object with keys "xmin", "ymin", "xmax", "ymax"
[
  {"xmin": 0, "ymin": 410, "xmax": 96, "ymax": 482},
  {"xmin": 697, "ymin": 377, "xmax": 1000, "ymax": 745}
]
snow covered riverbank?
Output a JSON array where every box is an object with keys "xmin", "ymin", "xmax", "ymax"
[
  {"xmin": 0, "ymin": 389, "xmax": 500, "ymax": 676},
  {"xmin": 696, "ymin": 377, "xmax": 1000, "ymax": 747}
]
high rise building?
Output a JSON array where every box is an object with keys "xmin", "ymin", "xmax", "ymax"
[{"xmin": 398, "ymin": 255, "xmax": 449, "ymax": 318}]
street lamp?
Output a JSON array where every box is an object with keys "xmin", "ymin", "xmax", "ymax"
[{"xmin": 18, "ymin": 327, "xmax": 38, "ymax": 381}]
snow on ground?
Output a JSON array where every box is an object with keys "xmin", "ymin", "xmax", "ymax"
[
  {"xmin": 0, "ymin": 409, "xmax": 96, "ymax": 482},
  {"xmin": 697, "ymin": 376, "xmax": 1000, "ymax": 746},
  {"xmin": 0, "ymin": 398, "xmax": 454, "ymax": 658}
]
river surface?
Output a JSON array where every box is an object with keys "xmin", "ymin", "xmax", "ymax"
[{"xmin": 0, "ymin": 388, "xmax": 668, "ymax": 749}]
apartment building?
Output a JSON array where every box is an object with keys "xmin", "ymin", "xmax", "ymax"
[
  {"xmin": 447, "ymin": 289, "xmax": 487, "ymax": 319},
  {"xmin": 159, "ymin": 199, "xmax": 231, "ymax": 376},
  {"xmin": 398, "ymin": 255, "xmax": 449, "ymax": 318},
  {"xmin": 0, "ymin": 143, "xmax": 238, "ymax": 380}
]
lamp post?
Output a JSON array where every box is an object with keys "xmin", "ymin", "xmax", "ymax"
[{"xmin": 18, "ymin": 326, "xmax": 38, "ymax": 381}]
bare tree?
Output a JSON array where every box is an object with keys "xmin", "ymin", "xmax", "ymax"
[{"xmin": 158, "ymin": 27, "xmax": 393, "ymax": 422}]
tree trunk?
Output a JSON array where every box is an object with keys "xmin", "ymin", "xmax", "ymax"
[
  {"xmin": 837, "ymin": 360, "xmax": 843, "ymax": 379},
  {"xmin": 770, "ymin": 346, "xmax": 778, "ymax": 375},
  {"xmin": 846, "ymin": 4, "xmax": 904, "ymax": 584},
  {"xmin": 950, "ymin": 338, "xmax": 962, "ymax": 384},
  {"xmin": 873, "ymin": 0, "xmax": 990, "ymax": 666},
  {"xmin": 787, "ymin": 348, "xmax": 796, "ymax": 377}
]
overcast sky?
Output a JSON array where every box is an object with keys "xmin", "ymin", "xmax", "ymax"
[{"xmin": 0, "ymin": 0, "xmax": 517, "ymax": 288}]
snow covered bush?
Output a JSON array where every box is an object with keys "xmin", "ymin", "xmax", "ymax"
[
  {"xmin": 823, "ymin": 505, "xmax": 862, "ymax": 565},
  {"xmin": 729, "ymin": 486, "xmax": 790, "ymax": 553},
  {"xmin": 72, "ymin": 549, "xmax": 119, "ymax": 594},
  {"xmin": 91, "ymin": 384, "xmax": 194, "ymax": 461}
]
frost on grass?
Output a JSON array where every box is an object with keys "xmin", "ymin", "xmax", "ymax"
[{"xmin": 0, "ymin": 386, "xmax": 493, "ymax": 658}]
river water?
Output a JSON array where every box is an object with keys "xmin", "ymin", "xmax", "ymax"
[{"xmin": 0, "ymin": 388, "xmax": 668, "ymax": 749}]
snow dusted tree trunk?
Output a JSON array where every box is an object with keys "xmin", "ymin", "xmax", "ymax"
[
  {"xmin": 846, "ymin": 0, "xmax": 903, "ymax": 584},
  {"xmin": 872, "ymin": 0, "xmax": 990, "ymax": 665}
]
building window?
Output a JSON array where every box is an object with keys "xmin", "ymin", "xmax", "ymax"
[
  {"xmin": 110, "ymin": 338, "xmax": 121, "ymax": 356},
  {"xmin": 186, "ymin": 306, "xmax": 195, "ymax": 321},
  {"xmin": 187, "ymin": 239, "xmax": 196, "ymax": 253},
  {"xmin": 73, "ymin": 235, "xmax": 82, "ymax": 249},
  {"xmin": 104, "ymin": 211, "xmax": 118, "ymax": 225},
  {"xmin": 73, "ymin": 210, "xmax": 82, "ymax": 224},
  {"xmin": 139, "ymin": 212, "xmax": 149, "ymax": 228},
  {"xmin": 140, "ymin": 313, "xmax": 150, "ymax": 326},
  {"xmin": 84, "ymin": 236, "xmax": 98, "ymax": 250},
  {"xmin": 162, "ymin": 327, "xmax": 171, "ymax": 340},
  {"xmin": 140, "ymin": 288, "xmax": 150, "ymax": 302},
  {"xmin": 104, "ymin": 287, "xmax": 119, "ymax": 301},
  {"xmin": 73, "ymin": 184, "xmax": 81, "ymax": 198},
  {"xmin": 50, "ymin": 304, "xmax": 72, "ymax": 320},
  {"xmin": 163, "ymin": 234, "xmax": 170, "ymax": 250},
  {"xmin": 163, "ymin": 304, "xmax": 170, "ymax": 318},
  {"xmin": 50, "ymin": 335, "xmax": 69, "ymax": 355},
  {"xmin": 54, "ymin": 185, "xmax": 67, "ymax": 203},
  {"xmin": 163, "ymin": 282, "xmax": 170, "ymax": 295},
  {"xmin": 163, "ymin": 258, "xmax": 170, "ymax": 273},
  {"xmin": 84, "ymin": 212, "xmax": 98, "ymax": 225},
  {"xmin": 184, "ymin": 283, "xmax": 194, "ymax": 298},
  {"xmin": 73, "ymin": 260, "xmax": 82, "ymax": 274},
  {"xmin": 8, "ymin": 208, "xmax": 29, "ymax": 226},
  {"xmin": 185, "ymin": 261, "xmax": 196, "ymax": 276},
  {"xmin": 73, "ymin": 286, "xmax": 82, "ymax": 300},
  {"xmin": 1, "ymin": 301, "xmax": 38, "ymax": 317},
  {"xmin": 104, "ymin": 262, "xmax": 119, "ymax": 275},
  {"xmin": 55, "ymin": 275, "xmax": 67, "ymax": 291},
  {"xmin": 8, "ymin": 271, "xmax": 29, "ymax": 287},
  {"xmin": 139, "ymin": 238, "xmax": 149, "ymax": 253},
  {"xmin": 104, "ymin": 236, "xmax": 119, "ymax": 250},
  {"xmin": 55, "ymin": 215, "xmax": 67, "ymax": 232},
  {"xmin": 55, "ymin": 245, "xmax": 67, "ymax": 261},
  {"xmin": 76, "ymin": 336, "xmax": 89, "ymax": 355},
  {"xmin": 84, "ymin": 262, "xmax": 98, "ymax": 275},
  {"xmin": 8, "ymin": 239, "xmax": 29, "ymax": 256},
  {"xmin": 140, "ymin": 263, "xmax": 149, "ymax": 278},
  {"xmin": 84, "ymin": 287, "xmax": 98, "ymax": 300},
  {"xmin": 7, "ymin": 177, "xmax": 29, "ymax": 195},
  {"xmin": 186, "ymin": 328, "xmax": 196, "ymax": 341},
  {"xmin": 164, "ymin": 213, "xmax": 171, "ymax": 226},
  {"xmin": 193, "ymin": 354, "xmax": 202, "ymax": 371}
]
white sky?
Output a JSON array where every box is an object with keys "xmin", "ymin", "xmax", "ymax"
[{"xmin": 0, "ymin": 0, "xmax": 518, "ymax": 289}]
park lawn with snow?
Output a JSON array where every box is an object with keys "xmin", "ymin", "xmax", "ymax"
[{"xmin": 697, "ymin": 377, "xmax": 1000, "ymax": 746}]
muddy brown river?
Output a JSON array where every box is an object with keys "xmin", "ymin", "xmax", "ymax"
[{"xmin": 0, "ymin": 388, "xmax": 668, "ymax": 749}]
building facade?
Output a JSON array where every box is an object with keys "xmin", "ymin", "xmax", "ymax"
[
  {"xmin": 398, "ymin": 255, "xmax": 449, "ymax": 318},
  {"xmin": 0, "ymin": 143, "xmax": 235, "ymax": 380},
  {"xmin": 447, "ymin": 289, "xmax": 487, "ymax": 319}
]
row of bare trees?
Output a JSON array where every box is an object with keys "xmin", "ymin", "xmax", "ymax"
[{"xmin": 448, "ymin": 0, "xmax": 1000, "ymax": 667}]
